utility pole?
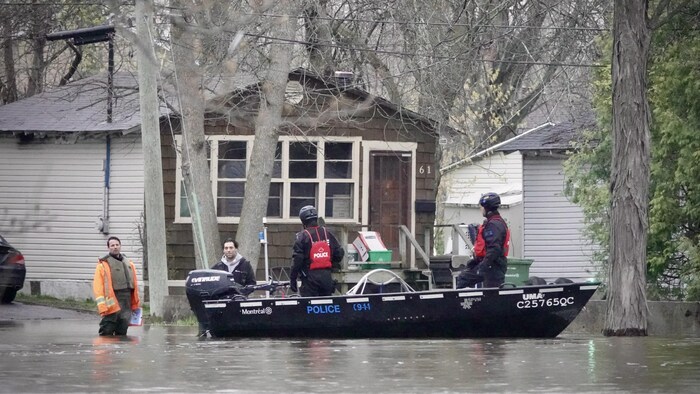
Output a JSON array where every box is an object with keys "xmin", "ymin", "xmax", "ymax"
[{"xmin": 136, "ymin": 0, "xmax": 169, "ymax": 318}]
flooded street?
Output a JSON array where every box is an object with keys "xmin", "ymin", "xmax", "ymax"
[{"xmin": 1, "ymin": 316, "xmax": 699, "ymax": 393}]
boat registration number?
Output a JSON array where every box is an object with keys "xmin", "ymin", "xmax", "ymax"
[{"xmin": 516, "ymin": 296, "xmax": 574, "ymax": 309}]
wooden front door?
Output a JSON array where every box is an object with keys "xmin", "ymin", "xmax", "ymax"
[{"xmin": 369, "ymin": 151, "xmax": 412, "ymax": 256}]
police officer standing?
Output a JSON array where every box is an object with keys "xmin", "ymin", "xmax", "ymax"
[
  {"xmin": 456, "ymin": 192, "xmax": 511, "ymax": 288},
  {"xmin": 290, "ymin": 206, "xmax": 345, "ymax": 296}
]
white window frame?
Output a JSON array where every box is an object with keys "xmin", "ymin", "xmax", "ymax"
[{"xmin": 174, "ymin": 135, "xmax": 361, "ymax": 224}]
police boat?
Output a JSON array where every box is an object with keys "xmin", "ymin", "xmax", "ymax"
[{"xmin": 185, "ymin": 268, "xmax": 600, "ymax": 339}]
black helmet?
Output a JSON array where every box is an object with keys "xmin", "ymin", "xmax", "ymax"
[
  {"xmin": 479, "ymin": 192, "xmax": 501, "ymax": 211},
  {"xmin": 299, "ymin": 205, "xmax": 318, "ymax": 224}
]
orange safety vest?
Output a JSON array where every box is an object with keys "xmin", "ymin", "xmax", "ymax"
[
  {"xmin": 92, "ymin": 259, "xmax": 140, "ymax": 316},
  {"xmin": 473, "ymin": 217, "xmax": 510, "ymax": 258}
]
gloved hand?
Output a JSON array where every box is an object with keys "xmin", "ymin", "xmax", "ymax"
[{"xmin": 289, "ymin": 280, "xmax": 298, "ymax": 293}]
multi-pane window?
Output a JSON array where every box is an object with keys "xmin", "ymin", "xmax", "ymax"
[
  {"xmin": 175, "ymin": 137, "xmax": 358, "ymax": 222},
  {"xmin": 289, "ymin": 142, "xmax": 317, "ymax": 178},
  {"xmin": 323, "ymin": 142, "xmax": 353, "ymax": 218},
  {"xmin": 217, "ymin": 141, "xmax": 247, "ymax": 216},
  {"xmin": 178, "ymin": 140, "xmax": 212, "ymax": 218},
  {"xmin": 290, "ymin": 182, "xmax": 317, "ymax": 218},
  {"xmin": 268, "ymin": 143, "xmax": 283, "ymax": 217}
]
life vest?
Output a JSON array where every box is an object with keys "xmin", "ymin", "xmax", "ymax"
[
  {"xmin": 304, "ymin": 227, "xmax": 332, "ymax": 270},
  {"xmin": 473, "ymin": 217, "xmax": 510, "ymax": 258},
  {"xmin": 93, "ymin": 259, "xmax": 140, "ymax": 316}
]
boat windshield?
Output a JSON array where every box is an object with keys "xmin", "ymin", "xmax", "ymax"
[{"xmin": 346, "ymin": 269, "xmax": 416, "ymax": 295}]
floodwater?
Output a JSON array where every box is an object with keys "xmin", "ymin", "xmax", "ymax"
[{"xmin": 1, "ymin": 319, "xmax": 699, "ymax": 393}]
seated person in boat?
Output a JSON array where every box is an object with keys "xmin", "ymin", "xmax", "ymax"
[
  {"xmin": 211, "ymin": 238, "xmax": 257, "ymax": 286},
  {"xmin": 290, "ymin": 205, "xmax": 345, "ymax": 296},
  {"xmin": 456, "ymin": 192, "xmax": 510, "ymax": 288}
]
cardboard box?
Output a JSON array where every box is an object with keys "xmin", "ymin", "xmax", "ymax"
[{"xmin": 352, "ymin": 231, "xmax": 388, "ymax": 262}]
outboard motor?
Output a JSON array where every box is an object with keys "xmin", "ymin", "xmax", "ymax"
[{"xmin": 186, "ymin": 269, "xmax": 243, "ymax": 334}]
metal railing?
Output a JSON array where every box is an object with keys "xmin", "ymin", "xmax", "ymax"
[{"xmin": 397, "ymin": 224, "xmax": 474, "ymax": 270}]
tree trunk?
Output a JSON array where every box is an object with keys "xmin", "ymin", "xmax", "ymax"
[
  {"xmin": 1, "ymin": 18, "xmax": 18, "ymax": 103},
  {"xmin": 26, "ymin": 6, "xmax": 47, "ymax": 97},
  {"xmin": 237, "ymin": 2, "xmax": 297, "ymax": 272},
  {"xmin": 172, "ymin": 7, "xmax": 221, "ymax": 270},
  {"xmin": 136, "ymin": 0, "xmax": 169, "ymax": 318},
  {"xmin": 604, "ymin": 0, "xmax": 651, "ymax": 336},
  {"xmin": 303, "ymin": 0, "xmax": 333, "ymax": 76}
]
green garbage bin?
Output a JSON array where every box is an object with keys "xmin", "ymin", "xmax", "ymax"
[{"xmin": 505, "ymin": 258, "xmax": 534, "ymax": 285}]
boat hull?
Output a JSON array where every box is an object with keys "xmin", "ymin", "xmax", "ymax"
[{"xmin": 200, "ymin": 282, "xmax": 599, "ymax": 339}]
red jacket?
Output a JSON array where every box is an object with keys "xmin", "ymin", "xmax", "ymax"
[{"xmin": 473, "ymin": 214, "xmax": 510, "ymax": 260}]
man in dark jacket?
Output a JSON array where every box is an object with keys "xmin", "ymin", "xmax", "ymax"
[
  {"xmin": 290, "ymin": 206, "xmax": 344, "ymax": 296},
  {"xmin": 456, "ymin": 192, "xmax": 510, "ymax": 288},
  {"xmin": 211, "ymin": 238, "xmax": 256, "ymax": 287},
  {"xmin": 196, "ymin": 238, "xmax": 255, "ymax": 337}
]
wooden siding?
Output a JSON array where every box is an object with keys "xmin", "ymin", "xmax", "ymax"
[
  {"xmin": 0, "ymin": 134, "xmax": 144, "ymax": 294},
  {"xmin": 522, "ymin": 156, "xmax": 599, "ymax": 280}
]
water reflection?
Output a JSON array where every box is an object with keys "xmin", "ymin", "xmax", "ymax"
[{"xmin": 0, "ymin": 320, "xmax": 698, "ymax": 393}]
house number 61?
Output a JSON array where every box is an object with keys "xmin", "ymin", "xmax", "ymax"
[{"xmin": 418, "ymin": 165, "xmax": 431, "ymax": 175}]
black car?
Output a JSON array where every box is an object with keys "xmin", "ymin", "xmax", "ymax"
[{"xmin": 0, "ymin": 234, "xmax": 26, "ymax": 303}]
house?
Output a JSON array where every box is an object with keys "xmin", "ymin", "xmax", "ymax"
[
  {"xmin": 439, "ymin": 120, "xmax": 600, "ymax": 281},
  {"xmin": 163, "ymin": 68, "xmax": 444, "ymax": 283},
  {"xmin": 0, "ymin": 72, "xmax": 151, "ymax": 299},
  {"xmin": 0, "ymin": 69, "xmax": 445, "ymax": 300},
  {"xmin": 439, "ymin": 124, "xmax": 558, "ymax": 259},
  {"xmin": 495, "ymin": 119, "xmax": 600, "ymax": 281},
  {"xmin": 440, "ymin": 151, "xmax": 524, "ymax": 258}
]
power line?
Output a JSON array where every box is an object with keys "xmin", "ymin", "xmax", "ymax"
[
  {"xmin": 0, "ymin": 32, "xmax": 605, "ymax": 69},
  {"xmin": 1, "ymin": 2, "xmax": 111, "ymax": 5},
  {"xmin": 240, "ymin": 12, "xmax": 611, "ymax": 32},
  {"xmin": 242, "ymin": 32, "xmax": 606, "ymax": 68},
  {"xmin": 3, "ymin": 3, "xmax": 608, "ymax": 31}
]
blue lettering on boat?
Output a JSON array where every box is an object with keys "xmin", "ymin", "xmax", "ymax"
[
  {"xmin": 306, "ymin": 305, "xmax": 341, "ymax": 314},
  {"xmin": 353, "ymin": 303, "xmax": 371, "ymax": 311}
]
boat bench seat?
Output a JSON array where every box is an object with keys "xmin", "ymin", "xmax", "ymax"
[{"xmin": 428, "ymin": 255, "xmax": 460, "ymax": 288}]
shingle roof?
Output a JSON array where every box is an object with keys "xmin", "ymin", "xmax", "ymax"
[
  {"xmin": 0, "ymin": 72, "xmax": 163, "ymax": 134},
  {"xmin": 0, "ymin": 68, "xmax": 452, "ymax": 137},
  {"xmin": 495, "ymin": 117, "xmax": 597, "ymax": 152}
]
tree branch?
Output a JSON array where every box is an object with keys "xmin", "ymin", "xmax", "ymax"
[{"xmin": 59, "ymin": 42, "xmax": 82, "ymax": 86}]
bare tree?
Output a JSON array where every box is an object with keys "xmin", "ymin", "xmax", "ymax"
[
  {"xmin": 237, "ymin": 2, "xmax": 299, "ymax": 270},
  {"xmin": 292, "ymin": 2, "xmax": 608, "ymax": 240},
  {"xmin": 0, "ymin": 2, "xmax": 107, "ymax": 103},
  {"xmin": 1, "ymin": 17, "xmax": 18, "ymax": 103},
  {"xmin": 303, "ymin": 0, "xmax": 334, "ymax": 76},
  {"xmin": 170, "ymin": 1, "xmax": 224, "ymax": 269}
]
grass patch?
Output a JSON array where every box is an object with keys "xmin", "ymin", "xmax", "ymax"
[
  {"xmin": 16, "ymin": 293, "xmax": 197, "ymax": 326},
  {"xmin": 147, "ymin": 314, "xmax": 198, "ymax": 326},
  {"xmin": 16, "ymin": 292, "xmax": 95, "ymax": 313}
]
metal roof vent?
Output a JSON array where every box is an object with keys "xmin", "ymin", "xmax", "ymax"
[{"xmin": 334, "ymin": 71, "xmax": 353, "ymax": 89}]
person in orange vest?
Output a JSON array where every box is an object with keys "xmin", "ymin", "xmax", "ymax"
[
  {"xmin": 93, "ymin": 236, "xmax": 140, "ymax": 336},
  {"xmin": 456, "ymin": 192, "xmax": 511, "ymax": 288}
]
